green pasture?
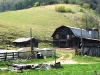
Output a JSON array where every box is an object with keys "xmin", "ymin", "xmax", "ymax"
[
  {"xmin": 0, "ymin": 64, "xmax": 100, "ymax": 75},
  {"xmin": 0, "ymin": 6, "xmax": 74, "ymax": 38},
  {"xmin": 0, "ymin": 4, "xmax": 87, "ymax": 39}
]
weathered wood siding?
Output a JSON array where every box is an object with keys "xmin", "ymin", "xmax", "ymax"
[{"xmin": 52, "ymin": 26, "xmax": 79, "ymax": 48}]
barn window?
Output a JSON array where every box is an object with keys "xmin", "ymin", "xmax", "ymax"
[
  {"xmin": 67, "ymin": 35, "xmax": 70, "ymax": 39},
  {"xmin": 72, "ymin": 35, "xmax": 75, "ymax": 38},
  {"xmin": 55, "ymin": 34, "xmax": 59, "ymax": 39}
]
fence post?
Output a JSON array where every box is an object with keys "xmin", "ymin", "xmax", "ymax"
[
  {"xmin": 4, "ymin": 52, "xmax": 7, "ymax": 61},
  {"xmin": 12, "ymin": 52, "xmax": 14, "ymax": 59},
  {"xmin": 94, "ymin": 70, "xmax": 98, "ymax": 75},
  {"xmin": 18, "ymin": 51, "xmax": 19, "ymax": 59},
  {"xmin": 75, "ymin": 47, "xmax": 78, "ymax": 56}
]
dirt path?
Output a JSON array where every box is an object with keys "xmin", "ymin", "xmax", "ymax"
[
  {"xmin": 59, "ymin": 53, "xmax": 78, "ymax": 64},
  {"xmin": 44, "ymin": 52, "xmax": 78, "ymax": 65}
]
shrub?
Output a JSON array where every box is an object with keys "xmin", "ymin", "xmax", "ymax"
[
  {"xmin": 66, "ymin": 8, "xmax": 72, "ymax": 12},
  {"xmin": 34, "ymin": 2, "xmax": 39, "ymax": 7},
  {"xmin": 40, "ymin": 2, "xmax": 46, "ymax": 6},
  {"xmin": 82, "ymin": 3, "xmax": 90, "ymax": 9},
  {"xmin": 55, "ymin": 6, "xmax": 66, "ymax": 12},
  {"xmin": 79, "ymin": 8, "xmax": 84, "ymax": 12}
]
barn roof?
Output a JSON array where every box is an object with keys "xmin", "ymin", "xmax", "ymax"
[
  {"xmin": 52, "ymin": 25, "xmax": 92, "ymax": 38},
  {"xmin": 69, "ymin": 26, "xmax": 92, "ymax": 38}
]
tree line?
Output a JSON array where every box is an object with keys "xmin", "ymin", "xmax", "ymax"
[
  {"xmin": 0, "ymin": 0, "xmax": 100, "ymax": 14},
  {"xmin": 0, "ymin": 0, "xmax": 21, "ymax": 12}
]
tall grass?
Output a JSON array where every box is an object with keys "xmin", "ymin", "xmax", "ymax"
[{"xmin": 55, "ymin": 6, "xmax": 66, "ymax": 12}]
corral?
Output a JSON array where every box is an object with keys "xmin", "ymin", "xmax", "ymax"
[{"xmin": 0, "ymin": 47, "xmax": 55, "ymax": 61}]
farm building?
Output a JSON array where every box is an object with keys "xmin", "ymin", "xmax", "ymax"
[
  {"xmin": 51, "ymin": 25, "xmax": 100, "ymax": 57},
  {"xmin": 51, "ymin": 25, "xmax": 92, "ymax": 48},
  {"xmin": 13, "ymin": 37, "xmax": 38, "ymax": 48}
]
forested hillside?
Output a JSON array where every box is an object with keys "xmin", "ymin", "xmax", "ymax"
[
  {"xmin": 0, "ymin": 0, "xmax": 21, "ymax": 12},
  {"xmin": 0, "ymin": 0, "xmax": 100, "ymax": 14}
]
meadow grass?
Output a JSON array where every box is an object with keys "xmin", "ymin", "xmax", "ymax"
[
  {"xmin": 0, "ymin": 4, "xmax": 86, "ymax": 39},
  {"xmin": 0, "ymin": 6, "xmax": 74, "ymax": 38},
  {"xmin": 73, "ymin": 55, "xmax": 100, "ymax": 63},
  {"xmin": 1, "ymin": 64, "xmax": 100, "ymax": 75}
]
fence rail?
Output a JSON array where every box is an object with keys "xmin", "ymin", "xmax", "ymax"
[
  {"xmin": 0, "ymin": 49, "xmax": 55, "ymax": 61},
  {"xmin": 0, "ymin": 51, "xmax": 33, "ymax": 61}
]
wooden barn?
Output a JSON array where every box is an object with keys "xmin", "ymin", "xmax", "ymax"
[
  {"xmin": 51, "ymin": 25, "xmax": 100, "ymax": 57},
  {"xmin": 13, "ymin": 37, "xmax": 38, "ymax": 48},
  {"xmin": 51, "ymin": 25, "xmax": 92, "ymax": 48}
]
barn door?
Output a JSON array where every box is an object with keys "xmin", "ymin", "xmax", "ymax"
[{"xmin": 59, "ymin": 40, "xmax": 69, "ymax": 48}]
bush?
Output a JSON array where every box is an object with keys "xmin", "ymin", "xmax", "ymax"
[
  {"xmin": 79, "ymin": 8, "xmax": 84, "ymax": 12},
  {"xmin": 66, "ymin": 8, "xmax": 72, "ymax": 12},
  {"xmin": 55, "ymin": 6, "xmax": 66, "ymax": 12},
  {"xmin": 34, "ymin": 2, "xmax": 39, "ymax": 7},
  {"xmin": 48, "ymin": 0, "xmax": 57, "ymax": 5},
  {"xmin": 82, "ymin": 3, "xmax": 90, "ymax": 9},
  {"xmin": 40, "ymin": 3, "xmax": 46, "ymax": 6}
]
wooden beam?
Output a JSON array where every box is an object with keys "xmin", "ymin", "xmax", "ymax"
[{"xmin": 30, "ymin": 28, "xmax": 34, "ymax": 58}]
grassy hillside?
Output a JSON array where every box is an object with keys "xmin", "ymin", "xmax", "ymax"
[
  {"xmin": 0, "ymin": 4, "xmax": 95, "ymax": 48},
  {"xmin": 0, "ymin": 4, "xmax": 84, "ymax": 38}
]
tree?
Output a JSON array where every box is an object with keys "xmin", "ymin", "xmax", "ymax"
[
  {"xmin": 63, "ymin": 0, "xmax": 69, "ymax": 4},
  {"xmin": 34, "ymin": 2, "xmax": 39, "ymax": 7},
  {"xmin": 69, "ymin": 0, "xmax": 76, "ymax": 4},
  {"xmin": 96, "ymin": 0, "xmax": 100, "ymax": 14},
  {"xmin": 81, "ymin": 14, "xmax": 99, "ymax": 29},
  {"xmin": 82, "ymin": 3, "xmax": 90, "ymax": 10}
]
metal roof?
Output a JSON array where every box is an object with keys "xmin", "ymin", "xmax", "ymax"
[
  {"xmin": 13, "ymin": 37, "xmax": 32, "ymax": 43},
  {"xmin": 69, "ymin": 26, "xmax": 92, "ymax": 38}
]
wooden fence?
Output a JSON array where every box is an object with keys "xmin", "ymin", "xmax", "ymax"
[
  {"xmin": 0, "ymin": 51, "xmax": 34, "ymax": 61},
  {"xmin": 0, "ymin": 50, "xmax": 55, "ymax": 61}
]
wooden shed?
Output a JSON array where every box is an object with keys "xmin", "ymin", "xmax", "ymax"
[
  {"xmin": 13, "ymin": 37, "xmax": 38, "ymax": 48},
  {"xmin": 81, "ymin": 38, "xmax": 100, "ymax": 57}
]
